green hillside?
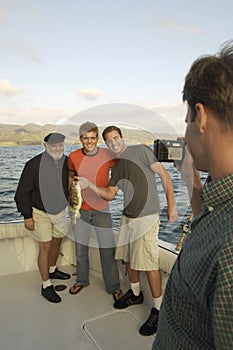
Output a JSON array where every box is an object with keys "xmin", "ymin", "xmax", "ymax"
[{"xmin": 0, "ymin": 123, "xmax": 177, "ymax": 146}]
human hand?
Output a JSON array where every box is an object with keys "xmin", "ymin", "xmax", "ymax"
[
  {"xmin": 24, "ymin": 218, "xmax": 35, "ymax": 231},
  {"xmin": 175, "ymin": 142, "xmax": 202, "ymax": 217},
  {"xmin": 182, "ymin": 147, "xmax": 202, "ymax": 192},
  {"xmin": 77, "ymin": 176, "xmax": 90, "ymax": 189}
]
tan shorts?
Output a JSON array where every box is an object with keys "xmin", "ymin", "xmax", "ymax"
[
  {"xmin": 115, "ymin": 214, "xmax": 160, "ymax": 271},
  {"xmin": 32, "ymin": 207, "xmax": 67, "ymax": 242}
]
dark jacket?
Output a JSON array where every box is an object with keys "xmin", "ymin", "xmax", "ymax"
[{"xmin": 14, "ymin": 152, "xmax": 69, "ymax": 219}]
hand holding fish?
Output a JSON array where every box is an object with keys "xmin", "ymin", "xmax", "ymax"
[
  {"xmin": 76, "ymin": 176, "xmax": 92, "ymax": 190},
  {"xmin": 77, "ymin": 176, "xmax": 116, "ymax": 201}
]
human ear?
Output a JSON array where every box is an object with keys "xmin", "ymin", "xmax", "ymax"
[{"xmin": 195, "ymin": 103, "xmax": 207, "ymax": 134}]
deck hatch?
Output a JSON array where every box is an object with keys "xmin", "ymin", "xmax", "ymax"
[{"xmin": 83, "ymin": 310, "xmax": 154, "ymax": 349}]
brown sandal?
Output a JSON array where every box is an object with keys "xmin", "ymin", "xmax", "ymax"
[{"xmin": 69, "ymin": 283, "xmax": 85, "ymax": 295}]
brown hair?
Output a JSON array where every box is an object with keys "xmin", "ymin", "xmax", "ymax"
[
  {"xmin": 102, "ymin": 125, "xmax": 123, "ymax": 141},
  {"xmin": 182, "ymin": 40, "xmax": 233, "ymax": 130}
]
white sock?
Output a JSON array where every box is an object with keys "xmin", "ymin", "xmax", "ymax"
[
  {"xmin": 131, "ymin": 282, "xmax": 140, "ymax": 296},
  {"xmin": 49, "ymin": 266, "xmax": 56, "ymax": 273},
  {"xmin": 153, "ymin": 296, "xmax": 162, "ymax": 310},
  {"xmin": 42, "ymin": 279, "xmax": 52, "ymax": 289}
]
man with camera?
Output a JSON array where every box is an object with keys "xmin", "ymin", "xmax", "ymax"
[
  {"xmin": 78, "ymin": 125, "xmax": 178, "ymax": 336},
  {"xmin": 153, "ymin": 41, "xmax": 233, "ymax": 349}
]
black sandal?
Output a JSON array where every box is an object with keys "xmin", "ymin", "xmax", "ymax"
[
  {"xmin": 69, "ymin": 283, "xmax": 85, "ymax": 295},
  {"xmin": 112, "ymin": 289, "xmax": 123, "ymax": 301}
]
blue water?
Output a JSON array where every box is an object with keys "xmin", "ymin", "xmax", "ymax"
[{"xmin": 0, "ymin": 145, "xmax": 205, "ymax": 245}]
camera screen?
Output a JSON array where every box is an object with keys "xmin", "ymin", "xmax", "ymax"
[
  {"xmin": 168, "ymin": 147, "xmax": 183, "ymax": 160},
  {"xmin": 153, "ymin": 139, "xmax": 185, "ymax": 162}
]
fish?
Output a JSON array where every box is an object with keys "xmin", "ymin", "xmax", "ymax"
[{"xmin": 68, "ymin": 181, "xmax": 82, "ymax": 226}]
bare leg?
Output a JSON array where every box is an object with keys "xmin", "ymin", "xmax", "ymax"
[
  {"xmin": 146, "ymin": 270, "xmax": 162, "ymax": 298},
  {"xmin": 126, "ymin": 263, "xmax": 139, "ymax": 283},
  {"xmin": 48, "ymin": 237, "xmax": 62, "ymax": 267},
  {"xmin": 39, "ymin": 239, "xmax": 62, "ymax": 303},
  {"xmin": 38, "ymin": 240, "xmax": 52, "ymax": 281}
]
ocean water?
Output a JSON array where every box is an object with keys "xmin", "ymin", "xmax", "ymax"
[{"xmin": 0, "ymin": 145, "xmax": 202, "ymax": 245}]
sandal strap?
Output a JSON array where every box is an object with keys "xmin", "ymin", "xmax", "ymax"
[{"xmin": 69, "ymin": 283, "xmax": 85, "ymax": 295}]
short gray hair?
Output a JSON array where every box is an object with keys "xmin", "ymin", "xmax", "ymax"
[{"xmin": 79, "ymin": 121, "xmax": 98, "ymax": 137}]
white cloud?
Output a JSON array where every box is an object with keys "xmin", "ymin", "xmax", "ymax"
[
  {"xmin": 2, "ymin": 40, "xmax": 42, "ymax": 64},
  {"xmin": 0, "ymin": 105, "xmax": 68, "ymax": 125},
  {"xmin": 151, "ymin": 17, "xmax": 201, "ymax": 35},
  {"xmin": 0, "ymin": 79, "xmax": 23, "ymax": 96},
  {"xmin": 78, "ymin": 88, "xmax": 103, "ymax": 101}
]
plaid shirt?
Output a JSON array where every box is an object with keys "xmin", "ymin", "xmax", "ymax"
[{"xmin": 153, "ymin": 174, "xmax": 233, "ymax": 350}]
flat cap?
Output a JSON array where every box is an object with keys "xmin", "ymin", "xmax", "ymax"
[{"xmin": 44, "ymin": 132, "xmax": 65, "ymax": 144}]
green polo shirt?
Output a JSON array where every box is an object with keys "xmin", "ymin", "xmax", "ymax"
[
  {"xmin": 109, "ymin": 145, "xmax": 160, "ymax": 218},
  {"xmin": 153, "ymin": 174, "xmax": 233, "ymax": 349}
]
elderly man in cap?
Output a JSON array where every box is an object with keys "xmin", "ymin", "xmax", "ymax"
[{"xmin": 15, "ymin": 132, "xmax": 70, "ymax": 303}]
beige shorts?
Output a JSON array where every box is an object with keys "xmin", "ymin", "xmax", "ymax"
[
  {"xmin": 115, "ymin": 214, "xmax": 160, "ymax": 271},
  {"xmin": 32, "ymin": 207, "xmax": 67, "ymax": 242}
]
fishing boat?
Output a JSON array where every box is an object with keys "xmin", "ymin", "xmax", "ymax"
[{"xmin": 0, "ymin": 220, "xmax": 179, "ymax": 350}]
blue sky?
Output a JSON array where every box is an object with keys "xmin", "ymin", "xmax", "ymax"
[{"xmin": 0, "ymin": 0, "xmax": 232, "ymax": 135}]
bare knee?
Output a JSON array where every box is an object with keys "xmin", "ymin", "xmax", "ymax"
[
  {"xmin": 51, "ymin": 237, "xmax": 62, "ymax": 247},
  {"xmin": 39, "ymin": 241, "xmax": 52, "ymax": 256}
]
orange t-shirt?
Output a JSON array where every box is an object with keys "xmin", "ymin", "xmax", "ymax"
[{"xmin": 68, "ymin": 147, "xmax": 116, "ymax": 211}]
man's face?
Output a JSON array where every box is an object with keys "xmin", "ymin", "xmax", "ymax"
[
  {"xmin": 80, "ymin": 131, "xmax": 98, "ymax": 154},
  {"xmin": 46, "ymin": 142, "xmax": 64, "ymax": 161},
  {"xmin": 104, "ymin": 130, "xmax": 126, "ymax": 155}
]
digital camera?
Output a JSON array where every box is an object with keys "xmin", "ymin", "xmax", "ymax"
[{"xmin": 153, "ymin": 139, "xmax": 185, "ymax": 163}]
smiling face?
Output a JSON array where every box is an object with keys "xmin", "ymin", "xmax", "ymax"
[
  {"xmin": 80, "ymin": 131, "xmax": 98, "ymax": 155},
  {"xmin": 104, "ymin": 130, "xmax": 126, "ymax": 155},
  {"xmin": 46, "ymin": 142, "xmax": 64, "ymax": 161}
]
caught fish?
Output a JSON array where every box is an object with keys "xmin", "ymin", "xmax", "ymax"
[{"xmin": 68, "ymin": 181, "xmax": 82, "ymax": 225}]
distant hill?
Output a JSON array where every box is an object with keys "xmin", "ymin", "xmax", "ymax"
[
  {"xmin": 0, "ymin": 123, "xmax": 80, "ymax": 146},
  {"xmin": 0, "ymin": 123, "xmax": 178, "ymax": 146}
]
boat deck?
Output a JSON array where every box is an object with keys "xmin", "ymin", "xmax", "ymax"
[
  {"xmin": 0, "ymin": 223, "xmax": 177, "ymax": 350},
  {"xmin": 0, "ymin": 264, "xmax": 169, "ymax": 350}
]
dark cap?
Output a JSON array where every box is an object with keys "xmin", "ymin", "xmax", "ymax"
[{"xmin": 44, "ymin": 132, "xmax": 65, "ymax": 144}]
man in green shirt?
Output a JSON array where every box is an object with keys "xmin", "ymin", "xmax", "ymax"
[{"xmin": 153, "ymin": 41, "xmax": 233, "ymax": 349}]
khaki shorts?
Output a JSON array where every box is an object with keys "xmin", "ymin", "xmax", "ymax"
[
  {"xmin": 115, "ymin": 214, "xmax": 160, "ymax": 271},
  {"xmin": 32, "ymin": 207, "xmax": 67, "ymax": 242}
]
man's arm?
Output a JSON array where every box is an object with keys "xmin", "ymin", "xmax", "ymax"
[
  {"xmin": 77, "ymin": 176, "xmax": 118, "ymax": 201},
  {"xmin": 14, "ymin": 162, "xmax": 35, "ymax": 231},
  {"xmin": 150, "ymin": 162, "xmax": 178, "ymax": 222}
]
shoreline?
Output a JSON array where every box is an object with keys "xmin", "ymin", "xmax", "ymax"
[{"xmin": 0, "ymin": 142, "xmax": 81, "ymax": 147}]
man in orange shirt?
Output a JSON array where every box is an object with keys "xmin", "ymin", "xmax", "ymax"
[{"xmin": 68, "ymin": 122, "xmax": 122, "ymax": 301}]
